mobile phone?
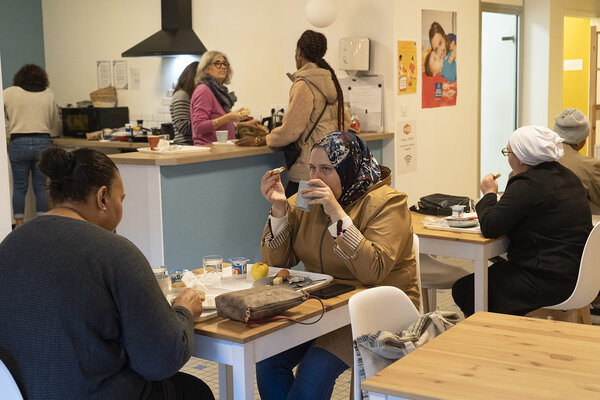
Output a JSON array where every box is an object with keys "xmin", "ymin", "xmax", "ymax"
[{"xmin": 310, "ymin": 283, "xmax": 356, "ymax": 299}]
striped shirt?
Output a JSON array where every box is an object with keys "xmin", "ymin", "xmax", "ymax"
[{"xmin": 170, "ymin": 90, "xmax": 193, "ymax": 145}]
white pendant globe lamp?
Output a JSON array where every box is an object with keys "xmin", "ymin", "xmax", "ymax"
[{"xmin": 305, "ymin": 0, "xmax": 337, "ymax": 28}]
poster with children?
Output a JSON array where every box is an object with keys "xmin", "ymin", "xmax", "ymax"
[
  {"xmin": 421, "ymin": 9, "xmax": 457, "ymax": 108},
  {"xmin": 397, "ymin": 41, "xmax": 417, "ymax": 95}
]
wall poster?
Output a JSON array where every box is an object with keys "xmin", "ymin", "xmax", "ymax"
[
  {"xmin": 421, "ymin": 9, "xmax": 457, "ymax": 108},
  {"xmin": 397, "ymin": 41, "xmax": 417, "ymax": 95},
  {"xmin": 397, "ymin": 119, "xmax": 417, "ymax": 174}
]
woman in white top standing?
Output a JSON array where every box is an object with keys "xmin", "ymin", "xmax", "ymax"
[{"xmin": 4, "ymin": 64, "xmax": 60, "ymax": 227}]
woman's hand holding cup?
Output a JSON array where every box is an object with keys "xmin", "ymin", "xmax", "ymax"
[{"xmin": 301, "ymin": 179, "xmax": 346, "ymax": 221}]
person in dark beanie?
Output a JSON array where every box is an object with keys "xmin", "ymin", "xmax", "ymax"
[{"xmin": 553, "ymin": 108, "xmax": 600, "ymax": 214}]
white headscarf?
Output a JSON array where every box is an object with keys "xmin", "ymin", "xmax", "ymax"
[{"xmin": 509, "ymin": 126, "xmax": 564, "ymax": 166}]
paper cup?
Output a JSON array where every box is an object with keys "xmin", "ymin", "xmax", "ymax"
[
  {"xmin": 296, "ymin": 180, "xmax": 312, "ymax": 212},
  {"xmin": 216, "ymin": 130, "xmax": 228, "ymax": 143}
]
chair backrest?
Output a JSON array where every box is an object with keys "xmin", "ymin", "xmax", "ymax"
[
  {"xmin": 0, "ymin": 360, "xmax": 23, "ymax": 400},
  {"xmin": 348, "ymin": 286, "xmax": 420, "ymax": 400},
  {"xmin": 412, "ymin": 234, "xmax": 424, "ymax": 314},
  {"xmin": 546, "ymin": 222, "xmax": 600, "ymax": 310},
  {"xmin": 348, "ymin": 286, "xmax": 420, "ymax": 339}
]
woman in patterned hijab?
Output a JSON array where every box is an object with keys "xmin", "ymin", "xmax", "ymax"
[{"xmin": 312, "ymin": 131, "xmax": 381, "ymax": 206}]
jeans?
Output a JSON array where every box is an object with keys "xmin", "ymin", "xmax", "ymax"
[
  {"xmin": 256, "ymin": 339, "xmax": 348, "ymax": 400},
  {"xmin": 8, "ymin": 134, "xmax": 51, "ymax": 218}
]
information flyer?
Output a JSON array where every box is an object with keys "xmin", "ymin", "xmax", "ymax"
[
  {"xmin": 397, "ymin": 41, "xmax": 417, "ymax": 95},
  {"xmin": 397, "ymin": 119, "xmax": 417, "ymax": 174}
]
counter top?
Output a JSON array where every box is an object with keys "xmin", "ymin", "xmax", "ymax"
[
  {"xmin": 108, "ymin": 132, "xmax": 394, "ymax": 166},
  {"xmin": 52, "ymin": 137, "xmax": 147, "ymax": 149}
]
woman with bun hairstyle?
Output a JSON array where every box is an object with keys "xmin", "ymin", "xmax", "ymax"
[
  {"xmin": 190, "ymin": 51, "xmax": 259, "ymax": 145},
  {"xmin": 170, "ymin": 61, "xmax": 199, "ymax": 145},
  {"xmin": 256, "ymin": 132, "xmax": 419, "ymax": 399},
  {"xmin": 4, "ymin": 64, "xmax": 60, "ymax": 226},
  {"xmin": 0, "ymin": 147, "xmax": 213, "ymax": 399},
  {"xmin": 237, "ymin": 30, "xmax": 349, "ymax": 197}
]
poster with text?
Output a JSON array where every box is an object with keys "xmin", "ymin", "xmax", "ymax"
[
  {"xmin": 397, "ymin": 120, "xmax": 417, "ymax": 174},
  {"xmin": 421, "ymin": 9, "xmax": 457, "ymax": 108},
  {"xmin": 397, "ymin": 41, "xmax": 417, "ymax": 95}
]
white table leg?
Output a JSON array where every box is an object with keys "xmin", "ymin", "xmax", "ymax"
[
  {"xmin": 473, "ymin": 248, "xmax": 489, "ymax": 312},
  {"xmin": 218, "ymin": 363, "xmax": 233, "ymax": 400},
  {"xmin": 231, "ymin": 343, "xmax": 256, "ymax": 399}
]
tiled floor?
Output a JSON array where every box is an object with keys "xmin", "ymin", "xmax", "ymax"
[{"xmin": 181, "ymin": 255, "xmax": 598, "ymax": 399}]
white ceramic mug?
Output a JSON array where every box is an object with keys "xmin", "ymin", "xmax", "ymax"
[{"xmin": 216, "ymin": 130, "xmax": 228, "ymax": 143}]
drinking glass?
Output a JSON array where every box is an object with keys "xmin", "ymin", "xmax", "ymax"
[{"xmin": 202, "ymin": 255, "xmax": 223, "ymax": 286}]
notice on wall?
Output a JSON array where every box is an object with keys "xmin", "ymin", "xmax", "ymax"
[
  {"xmin": 397, "ymin": 41, "xmax": 417, "ymax": 95},
  {"xmin": 130, "ymin": 67, "xmax": 141, "ymax": 90},
  {"xmin": 397, "ymin": 119, "xmax": 417, "ymax": 174},
  {"xmin": 563, "ymin": 59, "xmax": 583, "ymax": 71},
  {"xmin": 96, "ymin": 60, "xmax": 112, "ymax": 89},
  {"xmin": 113, "ymin": 60, "xmax": 128, "ymax": 89}
]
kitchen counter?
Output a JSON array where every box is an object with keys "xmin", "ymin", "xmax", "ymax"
[
  {"xmin": 108, "ymin": 132, "xmax": 394, "ymax": 166},
  {"xmin": 112, "ymin": 132, "xmax": 394, "ymax": 267},
  {"xmin": 52, "ymin": 137, "xmax": 147, "ymax": 149}
]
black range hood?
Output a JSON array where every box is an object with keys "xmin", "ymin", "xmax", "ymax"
[{"xmin": 122, "ymin": 0, "xmax": 207, "ymax": 57}]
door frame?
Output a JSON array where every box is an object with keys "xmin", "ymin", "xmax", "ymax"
[{"xmin": 478, "ymin": 2, "xmax": 523, "ymax": 185}]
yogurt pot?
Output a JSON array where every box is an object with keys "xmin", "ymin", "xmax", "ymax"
[
  {"xmin": 229, "ymin": 257, "xmax": 249, "ymax": 279},
  {"xmin": 450, "ymin": 205, "xmax": 466, "ymax": 219}
]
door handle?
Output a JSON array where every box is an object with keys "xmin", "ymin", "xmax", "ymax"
[{"xmin": 501, "ymin": 36, "xmax": 515, "ymax": 42}]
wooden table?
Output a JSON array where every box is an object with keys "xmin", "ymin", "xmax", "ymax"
[
  {"xmin": 193, "ymin": 290, "xmax": 356, "ymax": 400},
  {"xmin": 411, "ymin": 212, "xmax": 509, "ymax": 312},
  {"xmin": 362, "ymin": 311, "xmax": 600, "ymax": 399}
]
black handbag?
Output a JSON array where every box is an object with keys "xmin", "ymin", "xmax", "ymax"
[
  {"xmin": 283, "ymin": 103, "xmax": 328, "ymax": 169},
  {"xmin": 409, "ymin": 193, "xmax": 471, "ymax": 216}
]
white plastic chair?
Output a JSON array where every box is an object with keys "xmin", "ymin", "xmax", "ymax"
[
  {"xmin": 348, "ymin": 286, "xmax": 420, "ymax": 400},
  {"xmin": 527, "ymin": 223, "xmax": 600, "ymax": 324},
  {"xmin": 0, "ymin": 360, "xmax": 23, "ymax": 400},
  {"xmin": 419, "ymin": 254, "xmax": 469, "ymax": 313}
]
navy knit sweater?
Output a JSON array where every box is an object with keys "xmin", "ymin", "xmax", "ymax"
[{"xmin": 0, "ymin": 216, "xmax": 195, "ymax": 399}]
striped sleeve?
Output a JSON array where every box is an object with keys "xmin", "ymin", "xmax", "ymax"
[
  {"xmin": 333, "ymin": 224, "xmax": 364, "ymax": 261},
  {"xmin": 170, "ymin": 93, "xmax": 193, "ymax": 145},
  {"xmin": 263, "ymin": 215, "xmax": 291, "ymax": 249}
]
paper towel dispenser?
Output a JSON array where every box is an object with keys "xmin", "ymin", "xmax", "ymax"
[{"xmin": 339, "ymin": 37, "xmax": 370, "ymax": 74}]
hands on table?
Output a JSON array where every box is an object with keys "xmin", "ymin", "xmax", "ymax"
[{"xmin": 172, "ymin": 288, "xmax": 204, "ymax": 319}]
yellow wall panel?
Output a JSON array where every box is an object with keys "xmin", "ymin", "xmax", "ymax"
[{"xmin": 562, "ymin": 16, "xmax": 590, "ymax": 154}]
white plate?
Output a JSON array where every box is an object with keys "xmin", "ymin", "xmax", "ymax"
[
  {"xmin": 445, "ymin": 217, "xmax": 479, "ymax": 228},
  {"xmin": 212, "ymin": 140, "xmax": 238, "ymax": 146},
  {"xmin": 137, "ymin": 145, "xmax": 210, "ymax": 154}
]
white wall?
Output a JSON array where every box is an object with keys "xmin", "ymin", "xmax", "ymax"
[
  {"xmin": 521, "ymin": 0, "xmax": 550, "ymax": 126},
  {"xmin": 42, "ymin": 0, "xmax": 395, "ymax": 129},
  {"xmin": 393, "ymin": 0, "xmax": 481, "ymax": 200},
  {"xmin": 0, "ymin": 55, "xmax": 13, "ymax": 239}
]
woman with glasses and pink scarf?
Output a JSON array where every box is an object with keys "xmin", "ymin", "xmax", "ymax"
[{"xmin": 190, "ymin": 51, "xmax": 259, "ymax": 145}]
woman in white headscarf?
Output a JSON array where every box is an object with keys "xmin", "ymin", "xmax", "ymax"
[{"xmin": 452, "ymin": 126, "xmax": 593, "ymax": 317}]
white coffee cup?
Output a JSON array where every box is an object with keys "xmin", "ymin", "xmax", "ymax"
[
  {"xmin": 296, "ymin": 180, "xmax": 313, "ymax": 212},
  {"xmin": 216, "ymin": 130, "xmax": 228, "ymax": 143}
]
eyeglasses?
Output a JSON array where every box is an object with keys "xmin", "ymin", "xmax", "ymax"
[
  {"xmin": 210, "ymin": 61, "xmax": 229, "ymax": 69},
  {"xmin": 501, "ymin": 147, "xmax": 513, "ymax": 156}
]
